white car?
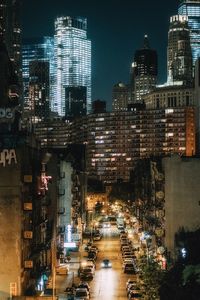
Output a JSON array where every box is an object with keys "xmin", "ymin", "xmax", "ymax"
[
  {"xmin": 74, "ymin": 288, "xmax": 90, "ymax": 300},
  {"xmin": 56, "ymin": 264, "xmax": 69, "ymax": 275}
]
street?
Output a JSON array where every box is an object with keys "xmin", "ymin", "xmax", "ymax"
[{"xmin": 56, "ymin": 226, "xmax": 138, "ymax": 299}]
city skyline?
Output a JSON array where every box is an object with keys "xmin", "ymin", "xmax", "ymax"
[{"xmin": 22, "ymin": 0, "xmax": 178, "ymax": 109}]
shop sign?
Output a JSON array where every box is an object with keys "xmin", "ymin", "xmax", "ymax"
[
  {"xmin": 0, "ymin": 107, "xmax": 16, "ymax": 123},
  {"xmin": 0, "ymin": 149, "xmax": 17, "ymax": 167}
]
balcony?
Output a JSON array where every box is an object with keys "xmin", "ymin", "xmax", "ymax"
[
  {"xmin": 58, "ymin": 207, "xmax": 65, "ymax": 214},
  {"xmin": 59, "ymin": 171, "xmax": 65, "ymax": 179},
  {"xmin": 57, "ymin": 226, "xmax": 65, "ymax": 234},
  {"xmin": 58, "ymin": 188, "xmax": 65, "ymax": 196}
]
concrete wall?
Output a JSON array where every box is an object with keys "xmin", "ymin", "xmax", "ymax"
[
  {"xmin": 0, "ymin": 149, "xmax": 22, "ymax": 299},
  {"xmin": 163, "ymin": 155, "xmax": 200, "ymax": 258}
]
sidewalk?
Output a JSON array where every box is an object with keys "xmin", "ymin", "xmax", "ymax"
[{"xmin": 55, "ymin": 240, "xmax": 94, "ymax": 298}]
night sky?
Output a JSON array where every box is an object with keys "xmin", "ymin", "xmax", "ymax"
[{"xmin": 22, "ymin": 0, "xmax": 179, "ymax": 110}]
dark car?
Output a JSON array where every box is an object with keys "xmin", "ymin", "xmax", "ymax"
[
  {"xmin": 124, "ymin": 263, "xmax": 136, "ymax": 274},
  {"xmin": 88, "ymin": 251, "xmax": 97, "ymax": 260},
  {"xmin": 64, "ymin": 286, "xmax": 75, "ymax": 299},
  {"xmin": 101, "ymin": 259, "xmax": 112, "ymax": 268},
  {"xmin": 128, "ymin": 291, "xmax": 143, "ymax": 299},
  {"xmin": 80, "ymin": 268, "xmax": 94, "ymax": 280},
  {"xmin": 77, "ymin": 282, "xmax": 90, "ymax": 294}
]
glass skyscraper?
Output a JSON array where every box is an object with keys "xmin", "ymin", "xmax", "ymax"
[
  {"xmin": 22, "ymin": 36, "xmax": 54, "ymax": 112},
  {"xmin": 178, "ymin": 0, "xmax": 200, "ymax": 64},
  {"xmin": 131, "ymin": 35, "xmax": 158, "ymax": 102},
  {"xmin": 167, "ymin": 15, "xmax": 193, "ymax": 85},
  {"xmin": 53, "ymin": 16, "xmax": 91, "ymax": 117}
]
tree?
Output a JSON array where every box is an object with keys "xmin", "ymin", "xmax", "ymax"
[{"xmin": 138, "ymin": 255, "xmax": 165, "ymax": 300}]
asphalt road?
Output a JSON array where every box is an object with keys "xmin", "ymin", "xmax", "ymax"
[{"xmin": 56, "ymin": 226, "xmax": 138, "ymax": 300}]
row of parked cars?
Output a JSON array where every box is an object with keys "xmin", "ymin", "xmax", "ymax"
[
  {"xmin": 126, "ymin": 279, "xmax": 143, "ymax": 300},
  {"xmin": 65, "ymin": 242, "xmax": 99, "ymax": 299},
  {"xmin": 119, "ymin": 231, "xmax": 138, "ymax": 274},
  {"xmin": 120, "ymin": 230, "xmax": 143, "ymax": 299},
  {"xmin": 78, "ymin": 242, "xmax": 98, "ymax": 281}
]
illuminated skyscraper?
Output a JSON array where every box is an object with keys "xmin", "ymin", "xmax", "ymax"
[
  {"xmin": 131, "ymin": 35, "xmax": 157, "ymax": 102},
  {"xmin": 53, "ymin": 16, "xmax": 91, "ymax": 117},
  {"xmin": 178, "ymin": 0, "xmax": 200, "ymax": 64},
  {"xmin": 22, "ymin": 37, "xmax": 54, "ymax": 112},
  {"xmin": 167, "ymin": 15, "xmax": 193, "ymax": 85}
]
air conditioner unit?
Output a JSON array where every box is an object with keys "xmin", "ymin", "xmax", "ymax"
[
  {"xmin": 24, "ymin": 260, "xmax": 33, "ymax": 268},
  {"xmin": 23, "ymin": 175, "xmax": 32, "ymax": 183},
  {"xmin": 24, "ymin": 231, "xmax": 33, "ymax": 239},
  {"xmin": 23, "ymin": 203, "xmax": 33, "ymax": 210}
]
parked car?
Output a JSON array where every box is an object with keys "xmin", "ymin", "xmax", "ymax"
[
  {"xmin": 127, "ymin": 286, "xmax": 141, "ymax": 296},
  {"xmin": 87, "ymin": 258, "xmax": 96, "ymax": 265},
  {"xmin": 128, "ymin": 291, "xmax": 143, "ymax": 299},
  {"xmin": 77, "ymin": 282, "xmax": 90, "ymax": 294},
  {"xmin": 90, "ymin": 245, "xmax": 99, "ymax": 252},
  {"xmin": 123, "ymin": 263, "xmax": 136, "ymax": 274},
  {"xmin": 126, "ymin": 279, "xmax": 138, "ymax": 289},
  {"xmin": 79, "ymin": 267, "xmax": 94, "ymax": 280},
  {"xmin": 64, "ymin": 286, "xmax": 75, "ymax": 299},
  {"xmin": 88, "ymin": 251, "xmax": 97, "ymax": 260},
  {"xmin": 93, "ymin": 233, "xmax": 102, "ymax": 241},
  {"xmin": 74, "ymin": 288, "xmax": 90, "ymax": 300}
]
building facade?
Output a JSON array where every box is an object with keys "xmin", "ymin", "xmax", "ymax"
[
  {"xmin": 0, "ymin": 0, "xmax": 22, "ymax": 80},
  {"xmin": 65, "ymin": 86, "xmax": 87, "ymax": 119},
  {"xmin": 178, "ymin": 0, "xmax": 200, "ymax": 65},
  {"xmin": 29, "ymin": 61, "xmax": 50, "ymax": 122},
  {"xmin": 34, "ymin": 118, "xmax": 71, "ymax": 148},
  {"xmin": 53, "ymin": 16, "xmax": 91, "ymax": 117},
  {"xmin": 112, "ymin": 82, "xmax": 131, "ymax": 111},
  {"xmin": 143, "ymin": 85, "xmax": 195, "ymax": 109},
  {"xmin": 70, "ymin": 108, "xmax": 196, "ymax": 183},
  {"xmin": 163, "ymin": 155, "xmax": 200, "ymax": 259},
  {"xmin": 131, "ymin": 35, "xmax": 158, "ymax": 103},
  {"xmin": 22, "ymin": 37, "xmax": 54, "ymax": 113},
  {"xmin": 167, "ymin": 15, "xmax": 193, "ymax": 85}
]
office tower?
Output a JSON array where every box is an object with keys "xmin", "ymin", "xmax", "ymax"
[
  {"xmin": 53, "ymin": 16, "xmax": 91, "ymax": 117},
  {"xmin": 92, "ymin": 99, "xmax": 106, "ymax": 114},
  {"xmin": 112, "ymin": 82, "xmax": 131, "ymax": 111},
  {"xmin": 178, "ymin": 0, "xmax": 200, "ymax": 65},
  {"xmin": 22, "ymin": 37, "xmax": 54, "ymax": 112},
  {"xmin": 65, "ymin": 86, "xmax": 87, "ymax": 119},
  {"xmin": 0, "ymin": 0, "xmax": 22, "ymax": 96},
  {"xmin": 167, "ymin": 15, "xmax": 193, "ymax": 85},
  {"xmin": 29, "ymin": 61, "xmax": 50, "ymax": 122},
  {"xmin": 131, "ymin": 35, "xmax": 157, "ymax": 102}
]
